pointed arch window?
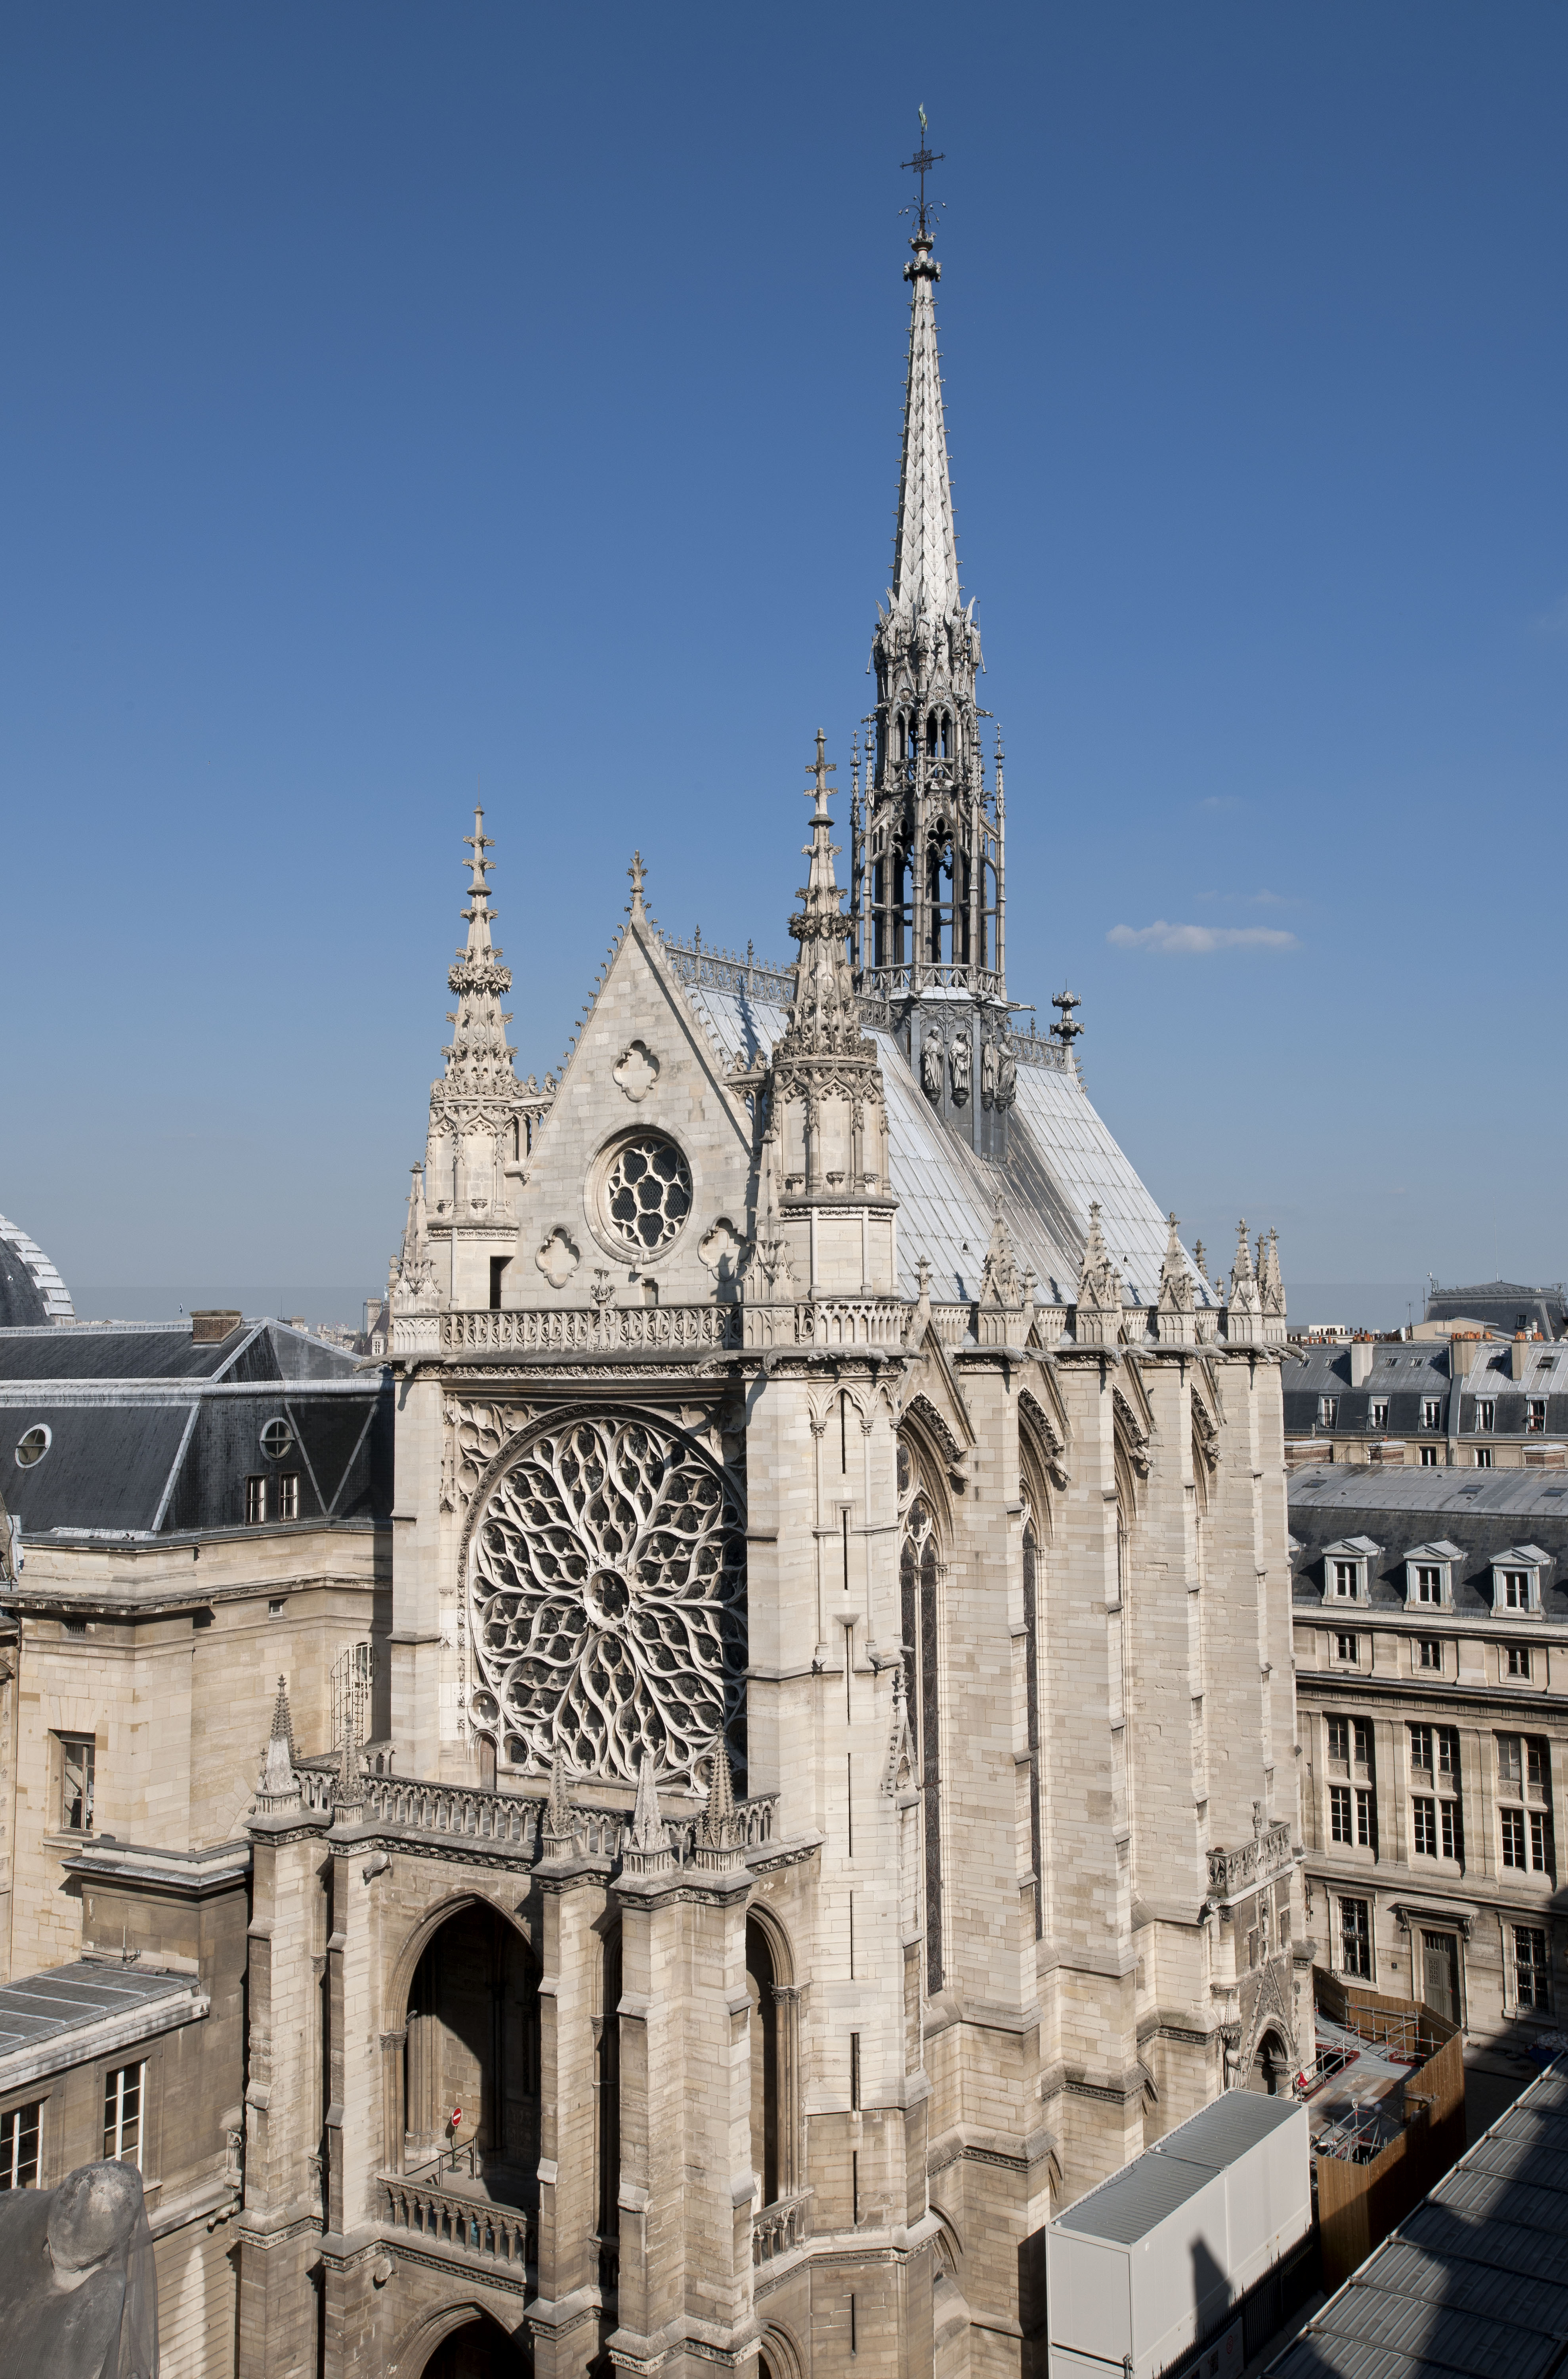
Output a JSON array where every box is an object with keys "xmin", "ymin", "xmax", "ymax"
[{"xmin": 899, "ymin": 1490, "xmax": 944, "ymax": 1995}]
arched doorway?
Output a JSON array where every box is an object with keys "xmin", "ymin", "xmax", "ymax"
[
  {"xmin": 1249, "ymin": 2028, "xmax": 1291, "ymax": 2095},
  {"xmin": 404, "ymin": 1904, "xmax": 540, "ymax": 2199},
  {"xmin": 418, "ymin": 2310, "xmax": 530, "ymax": 2379}
]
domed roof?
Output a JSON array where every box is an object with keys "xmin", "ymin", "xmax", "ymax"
[{"xmin": 0, "ymin": 1214, "xmax": 75, "ymax": 1328}]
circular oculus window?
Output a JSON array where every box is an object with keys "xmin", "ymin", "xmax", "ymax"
[
  {"xmin": 260, "ymin": 1417, "xmax": 294, "ymax": 1463},
  {"xmin": 600, "ymin": 1133, "xmax": 693, "ymax": 1256},
  {"xmin": 14, "ymin": 1424, "xmax": 50, "ymax": 1469}
]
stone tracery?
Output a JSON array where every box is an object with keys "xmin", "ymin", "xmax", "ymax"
[{"xmin": 468, "ymin": 1413, "xmax": 745, "ymax": 1786}]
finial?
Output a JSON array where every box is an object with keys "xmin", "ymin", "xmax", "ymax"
[
  {"xmin": 627, "ymin": 850, "xmax": 646, "ymax": 918},
  {"xmin": 806, "ymin": 729, "xmax": 836, "ymax": 816},
  {"xmin": 900, "ymin": 108, "xmax": 945, "ymax": 237},
  {"xmin": 1050, "ymin": 987, "xmax": 1083, "ymax": 1048},
  {"xmin": 463, "ymin": 806, "xmax": 494, "ymax": 895}
]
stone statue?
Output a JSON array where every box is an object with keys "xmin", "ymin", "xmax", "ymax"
[
  {"xmin": 949, "ymin": 1031, "xmax": 972, "ymax": 1106},
  {"xmin": 0, "ymin": 2159, "xmax": 157, "ymax": 2379},
  {"xmin": 980, "ymin": 1037, "xmax": 997, "ymax": 1109},
  {"xmin": 995, "ymin": 1041, "xmax": 1016, "ymax": 1111},
  {"xmin": 921, "ymin": 1033, "xmax": 944, "ymax": 1101}
]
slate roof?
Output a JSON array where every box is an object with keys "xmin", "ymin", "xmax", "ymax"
[
  {"xmin": 1283, "ymin": 1338, "xmax": 1568, "ymax": 1441},
  {"xmin": 680, "ymin": 976, "xmax": 1196, "ymax": 1307},
  {"xmin": 1425, "ymin": 1280, "xmax": 1566, "ymax": 1340},
  {"xmin": 0, "ymin": 1960, "xmax": 199, "ymax": 2062},
  {"xmin": 0, "ymin": 1320, "xmax": 393, "ymax": 1542},
  {"xmin": 1266, "ymin": 2057, "xmax": 1568, "ymax": 2379},
  {"xmin": 1289, "ymin": 1469, "xmax": 1568, "ymax": 1619},
  {"xmin": 0, "ymin": 1214, "xmax": 73, "ymax": 1329}
]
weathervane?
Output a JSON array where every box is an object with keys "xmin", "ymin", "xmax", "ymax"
[{"xmin": 901, "ymin": 104, "xmax": 944, "ymax": 235}]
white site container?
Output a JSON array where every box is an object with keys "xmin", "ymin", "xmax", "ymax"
[{"xmin": 1045, "ymin": 2093, "xmax": 1310, "ymax": 2379}]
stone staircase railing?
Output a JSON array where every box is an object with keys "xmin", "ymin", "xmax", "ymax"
[{"xmin": 752, "ymin": 2190, "xmax": 810, "ymax": 2264}]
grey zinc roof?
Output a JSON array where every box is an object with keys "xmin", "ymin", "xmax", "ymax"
[
  {"xmin": 1266, "ymin": 2060, "xmax": 1568, "ymax": 2379},
  {"xmin": 681, "ymin": 978, "xmax": 1187, "ymax": 1303},
  {"xmin": 0, "ymin": 1215, "xmax": 74, "ymax": 1328},
  {"xmin": 0, "ymin": 1961, "xmax": 196, "ymax": 2060},
  {"xmin": 1290, "ymin": 1470, "xmax": 1568, "ymax": 1618},
  {"xmin": 1055, "ymin": 2091, "xmax": 1299, "ymax": 2245}
]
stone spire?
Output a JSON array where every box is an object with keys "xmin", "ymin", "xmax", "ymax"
[
  {"xmin": 254, "ymin": 1677, "xmax": 301, "ymax": 1814},
  {"xmin": 779, "ymin": 734, "xmax": 867, "ymax": 1063},
  {"xmin": 1075, "ymin": 1202, "xmax": 1123, "ymax": 1342},
  {"xmin": 694, "ymin": 1739, "xmax": 745, "ymax": 1874},
  {"xmin": 442, "ymin": 809, "xmax": 518, "ymax": 1102},
  {"xmin": 1157, "ymin": 1212, "xmax": 1195, "ymax": 1346},
  {"xmin": 759, "ymin": 740, "xmax": 896, "ymax": 1302},
  {"xmin": 1225, "ymin": 1218, "xmax": 1264, "ymax": 1344},
  {"xmin": 542, "ymin": 1745, "xmax": 575, "ymax": 1857},
  {"xmin": 979, "ymin": 1194, "xmax": 1023, "ymax": 1311},
  {"xmin": 623, "ymin": 1748, "xmax": 673, "ymax": 1879}
]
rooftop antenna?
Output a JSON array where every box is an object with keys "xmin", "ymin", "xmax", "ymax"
[{"xmin": 901, "ymin": 105, "xmax": 945, "ymax": 236}]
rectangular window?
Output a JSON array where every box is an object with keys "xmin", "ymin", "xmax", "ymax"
[
  {"xmin": 1354, "ymin": 1719, "xmax": 1374, "ymax": 1771},
  {"xmin": 1530, "ymin": 1810, "xmax": 1551, "ymax": 1873},
  {"xmin": 1423, "ymin": 1399, "xmax": 1443, "ymax": 1430},
  {"xmin": 102, "ymin": 2064, "xmax": 143, "ymax": 2169},
  {"xmin": 1528, "ymin": 1739, "xmax": 1548, "ymax": 1797},
  {"xmin": 1499, "ymin": 1734, "xmax": 1522, "ymax": 1791},
  {"xmin": 1410, "ymin": 1724, "xmax": 1434, "ymax": 1776},
  {"xmin": 1474, "ymin": 1446, "xmax": 1494, "ymax": 1468},
  {"xmin": 1327, "ymin": 1715, "xmax": 1350, "ymax": 1765},
  {"xmin": 1356, "ymin": 1788, "xmax": 1376, "ymax": 1849},
  {"xmin": 1332, "ymin": 1562, "xmax": 1358, "ymax": 1599},
  {"xmin": 1421, "ymin": 1445, "xmax": 1440, "ymax": 1466},
  {"xmin": 1336, "ymin": 1633, "xmax": 1359, "ymax": 1664},
  {"xmin": 1516, "ymin": 1927, "xmax": 1549, "ymax": 2011},
  {"xmin": 245, "ymin": 1476, "xmax": 266, "ymax": 1526},
  {"xmin": 1502, "ymin": 1807, "xmax": 1527, "ymax": 1869},
  {"xmin": 1438, "ymin": 1728, "xmax": 1459, "ymax": 1785},
  {"xmin": 0, "ymin": 2103, "xmax": 39, "ymax": 2190},
  {"xmin": 1508, "ymin": 1644, "xmax": 1532, "ymax": 1679},
  {"xmin": 1370, "ymin": 1401, "xmax": 1389, "ymax": 1430},
  {"xmin": 278, "ymin": 1472, "xmax": 299, "ymax": 1522},
  {"xmin": 1418, "ymin": 1638, "xmax": 1443, "ymax": 1672},
  {"xmin": 1341, "ymin": 1896, "xmax": 1371, "ymax": 1980},
  {"xmin": 1441, "ymin": 1801, "xmax": 1461, "ymax": 1862},
  {"xmin": 1501, "ymin": 1571, "xmax": 1532, "ymax": 1611},
  {"xmin": 1528, "ymin": 1400, "xmax": 1547, "ymax": 1434},
  {"xmin": 59, "ymin": 1737, "xmax": 94, "ymax": 1834},
  {"xmin": 1413, "ymin": 1796, "xmax": 1437, "ymax": 1857},
  {"xmin": 1330, "ymin": 1784, "xmax": 1353, "ymax": 1844},
  {"xmin": 1414, "ymin": 1566, "xmax": 1443, "ymax": 1604},
  {"xmin": 1320, "ymin": 1397, "xmax": 1339, "ymax": 1427},
  {"xmin": 1477, "ymin": 1400, "xmax": 1496, "ymax": 1430}
]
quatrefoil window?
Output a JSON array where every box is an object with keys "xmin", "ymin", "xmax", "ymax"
[
  {"xmin": 468, "ymin": 1413, "xmax": 745, "ymax": 1786},
  {"xmin": 601, "ymin": 1133, "xmax": 692, "ymax": 1255}
]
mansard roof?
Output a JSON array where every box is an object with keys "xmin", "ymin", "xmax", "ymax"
[
  {"xmin": 0, "ymin": 1319, "xmax": 390, "ymax": 1543},
  {"xmin": 1289, "ymin": 1466, "xmax": 1568, "ymax": 1617}
]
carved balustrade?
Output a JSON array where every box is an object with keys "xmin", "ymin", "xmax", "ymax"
[
  {"xmin": 752, "ymin": 2191, "xmax": 810, "ymax": 2265},
  {"xmin": 1207, "ymin": 1822, "xmax": 1295, "ymax": 1905},
  {"xmin": 290, "ymin": 1764, "xmax": 778, "ymax": 1870},
  {"xmin": 441, "ymin": 1305, "xmax": 740, "ymax": 1355},
  {"xmin": 380, "ymin": 2174, "xmax": 534, "ymax": 2272}
]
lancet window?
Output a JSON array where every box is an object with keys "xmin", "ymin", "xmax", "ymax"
[{"xmin": 898, "ymin": 1438, "xmax": 946, "ymax": 1997}]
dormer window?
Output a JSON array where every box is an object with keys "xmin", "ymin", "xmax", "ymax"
[
  {"xmin": 1491, "ymin": 1546, "xmax": 1549, "ymax": 1616},
  {"xmin": 1319, "ymin": 1397, "xmax": 1339, "ymax": 1428},
  {"xmin": 1370, "ymin": 1401, "xmax": 1389, "ymax": 1430},
  {"xmin": 1323, "ymin": 1538, "xmax": 1379, "ymax": 1604},
  {"xmin": 1404, "ymin": 1542, "xmax": 1461, "ymax": 1609},
  {"xmin": 1422, "ymin": 1399, "xmax": 1443, "ymax": 1431},
  {"xmin": 1528, "ymin": 1400, "xmax": 1547, "ymax": 1434},
  {"xmin": 1476, "ymin": 1400, "xmax": 1495, "ymax": 1430}
]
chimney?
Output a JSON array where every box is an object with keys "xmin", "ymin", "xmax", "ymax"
[
  {"xmin": 190, "ymin": 1310, "xmax": 243, "ymax": 1344},
  {"xmin": 1349, "ymin": 1339, "xmax": 1374, "ymax": 1387},
  {"xmin": 1450, "ymin": 1331, "xmax": 1479, "ymax": 1382},
  {"xmin": 1511, "ymin": 1334, "xmax": 1532, "ymax": 1382}
]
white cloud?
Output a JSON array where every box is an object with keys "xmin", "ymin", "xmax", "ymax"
[{"xmin": 1107, "ymin": 919, "xmax": 1299, "ymax": 955}]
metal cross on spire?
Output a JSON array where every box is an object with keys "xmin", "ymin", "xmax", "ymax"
[{"xmin": 901, "ymin": 105, "xmax": 944, "ymax": 235}]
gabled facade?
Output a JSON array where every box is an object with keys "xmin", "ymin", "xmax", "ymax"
[{"xmin": 236, "ymin": 200, "xmax": 1302, "ymax": 2379}]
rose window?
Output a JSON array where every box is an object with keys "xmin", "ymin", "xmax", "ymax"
[
  {"xmin": 601, "ymin": 1134, "xmax": 692, "ymax": 1254},
  {"xmin": 468, "ymin": 1413, "xmax": 745, "ymax": 1785}
]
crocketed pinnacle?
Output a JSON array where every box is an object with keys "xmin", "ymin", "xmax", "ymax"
[
  {"xmin": 256, "ymin": 1675, "xmax": 300, "ymax": 1806},
  {"xmin": 779, "ymin": 734, "xmax": 869, "ymax": 1062},
  {"xmin": 979, "ymin": 1194, "xmax": 1023, "ymax": 1310},
  {"xmin": 893, "ymin": 230, "xmax": 960, "ymax": 626},
  {"xmin": 441, "ymin": 806, "xmax": 519, "ymax": 1098}
]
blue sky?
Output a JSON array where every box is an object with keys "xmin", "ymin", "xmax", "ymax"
[{"xmin": 2, "ymin": 3, "xmax": 1565, "ymax": 1306}]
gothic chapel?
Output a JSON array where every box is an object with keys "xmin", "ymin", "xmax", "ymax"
[{"xmin": 238, "ymin": 188, "xmax": 1301, "ymax": 2379}]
